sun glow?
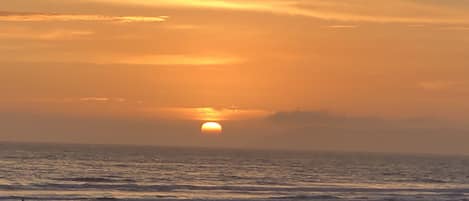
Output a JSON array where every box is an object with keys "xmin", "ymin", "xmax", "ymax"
[{"xmin": 201, "ymin": 122, "xmax": 222, "ymax": 134}]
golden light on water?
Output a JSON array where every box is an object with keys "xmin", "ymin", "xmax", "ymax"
[{"xmin": 201, "ymin": 122, "xmax": 222, "ymax": 135}]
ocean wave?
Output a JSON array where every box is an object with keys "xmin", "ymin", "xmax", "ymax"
[
  {"xmin": 93, "ymin": 197, "xmax": 119, "ymax": 201},
  {"xmin": 413, "ymin": 178, "xmax": 447, "ymax": 184},
  {"xmin": 3, "ymin": 183, "xmax": 469, "ymax": 194},
  {"xmin": 391, "ymin": 177, "xmax": 448, "ymax": 184},
  {"xmin": 270, "ymin": 194, "xmax": 341, "ymax": 200},
  {"xmin": 1, "ymin": 183, "xmax": 318, "ymax": 192},
  {"xmin": 0, "ymin": 196, "xmax": 89, "ymax": 200},
  {"xmin": 54, "ymin": 177, "xmax": 136, "ymax": 183},
  {"xmin": 0, "ymin": 196, "xmax": 177, "ymax": 201}
]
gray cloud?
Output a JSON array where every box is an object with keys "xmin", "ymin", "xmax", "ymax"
[
  {"xmin": 257, "ymin": 111, "xmax": 469, "ymax": 154},
  {"xmin": 0, "ymin": 111, "xmax": 200, "ymax": 146}
]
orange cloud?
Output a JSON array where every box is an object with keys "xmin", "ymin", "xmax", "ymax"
[
  {"xmin": 88, "ymin": 0, "xmax": 469, "ymax": 24},
  {"xmin": 79, "ymin": 97, "xmax": 111, "ymax": 102},
  {"xmin": 0, "ymin": 27, "xmax": 94, "ymax": 40},
  {"xmin": 0, "ymin": 51, "xmax": 241, "ymax": 65},
  {"xmin": 148, "ymin": 107, "xmax": 272, "ymax": 121},
  {"xmin": 115, "ymin": 54, "xmax": 243, "ymax": 65},
  {"xmin": 325, "ymin": 25, "xmax": 358, "ymax": 29},
  {"xmin": 0, "ymin": 11, "xmax": 168, "ymax": 23},
  {"xmin": 418, "ymin": 81, "xmax": 459, "ymax": 91}
]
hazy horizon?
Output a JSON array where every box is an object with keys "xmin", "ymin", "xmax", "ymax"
[{"xmin": 4, "ymin": 140, "xmax": 469, "ymax": 157}]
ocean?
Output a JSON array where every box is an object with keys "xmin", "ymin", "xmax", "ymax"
[{"xmin": 1, "ymin": 143, "xmax": 469, "ymax": 201}]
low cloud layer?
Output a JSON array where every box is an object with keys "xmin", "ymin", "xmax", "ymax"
[
  {"xmin": 258, "ymin": 111, "xmax": 469, "ymax": 154},
  {"xmin": 1, "ymin": 107, "xmax": 469, "ymax": 154}
]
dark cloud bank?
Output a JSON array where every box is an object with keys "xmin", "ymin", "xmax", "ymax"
[{"xmin": 1, "ymin": 110, "xmax": 469, "ymax": 154}]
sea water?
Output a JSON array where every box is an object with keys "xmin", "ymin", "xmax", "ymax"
[{"xmin": 1, "ymin": 143, "xmax": 469, "ymax": 201}]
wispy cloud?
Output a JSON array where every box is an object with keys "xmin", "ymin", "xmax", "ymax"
[
  {"xmin": 418, "ymin": 81, "xmax": 462, "ymax": 91},
  {"xmin": 79, "ymin": 97, "xmax": 111, "ymax": 102},
  {"xmin": 0, "ymin": 11, "xmax": 168, "ymax": 23},
  {"xmin": 0, "ymin": 26, "xmax": 94, "ymax": 40},
  {"xmin": 440, "ymin": 26, "xmax": 469, "ymax": 31},
  {"xmin": 87, "ymin": 0, "xmax": 469, "ymax": 24},
  {"xmin": 148, "ymin": 107, "xmax": 272, "ymax": 121},
  {"xmin": 0, "ymin": 52, "xmax": 242, "ymax": 66},
  {"xmin": 115, "ymin": 54, "xmax": 243, "ymax": 65},
  {"xmin": 325, "ymin": 25, "xmax": 358, "ymax": 29},
  {"xmin": 22, "ymin": 97, "xmax": 127, "ymax": 104}
]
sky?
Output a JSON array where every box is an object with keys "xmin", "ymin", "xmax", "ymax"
[{"xmin": 1, "ymin": 0, "xmax": 469, "ymax": 154}]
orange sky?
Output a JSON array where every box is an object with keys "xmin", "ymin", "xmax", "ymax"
[{"xmin": 1, "ymin": 0, "xmax": 469, "ymax": 154}]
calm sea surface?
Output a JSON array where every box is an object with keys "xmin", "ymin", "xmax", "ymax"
[{"xmin": 1, "ymin": 143, "xmax": 469, "ymax": 201}]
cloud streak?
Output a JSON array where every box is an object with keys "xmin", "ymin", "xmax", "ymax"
[
  {"xmin": 115, "ymin": 54, "xmax": 243, "ymax": 65},
  {"xmin": 87, "ymin": 0, "xmax": 469, "ymax": 24},
  {"xmin": 148, "ymin": 107, "xmax": 272, "ymax": 121},
  {"xmin": 0, "ymin": 27, "xmax": 94, "ymax": 40},
  {"xmin": 0, "ymin": 52, "xmax": 241, "ymax": 66},
  {"xmin": 325, "ymin": 25, "xmax": 358, "ymax": 29},
  {"xmin": 256, "ymin": 110, "xmax": 469, "ymax": 153},
  {"xmin": 0, "ymin": 11, "xmax": 168, "ymax": 23}
]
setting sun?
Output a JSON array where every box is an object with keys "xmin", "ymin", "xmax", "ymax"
[{"xmin": 201, "ymin": 122, "xmax": 222, "ymax": 134}]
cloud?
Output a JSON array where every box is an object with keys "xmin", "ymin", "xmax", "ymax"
[
  {"xmin": 2, "ymin": 104, "xmax": 469, "ymax": 153},
  {"xmin": 16, "ymin": 97, "xmax": 127, "ymax": 104},
  {"xmin": 440, "ymin": 26, "xmax": 469, "ymax": 31},
  {"xmin": 78, "ymin": 97, "xmax": 127, "ymax": 103},
  {"xmin": 0, "ymin": 52, "xmax": 242, "ymax": 66},
  {"xmin": 0, "ymin": 11, "xmax": 168, "ymax": 23},
  {"xmin": 79, "ymin": 97, "xmax": 111, "ymax": 102},
  {"xmin": 164, "ymin": 24, "xmax": 200, "ymax": 30},
  {"xmin": 0, "ymin": 26, "xmax": 94, "ymax": 40},
  {"xmin": 267, "ymin": 110, "xmax": 349, "ymax": 124},
  {"xmin": 115, "ymin": 54, "xmax": 243, "ymax": 65},
  {"xmin": 263, "ymin": 110, "xmax": 466, "ymax": 137},
  {"xmin": 418, "ymin": 81, "xmax": 458, "ymax": 91},
  {"xmin": 87, "ymin": 0, "xmax": 469, "ymax": 24},
  {"xmin": 147, "ymin": 107, "xmax": 272, "ymax": 121},
  {"xmin": 265, "ymin": 111, "xmax": 392, "ymax": 130},
  {"xmin": 0, "ymin": 110, "xmax": 201, "ymax": 146},
  {"xmin": 325, "ymin": 25, "xmax": 358, "ymax": 29},
  {"xmin": 256, "ymin": 110, "xmax": 469, "ymax": 153}
]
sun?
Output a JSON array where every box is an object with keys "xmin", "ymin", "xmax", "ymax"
[{"xmin": 201, "ymin": 122, "xmax": 222, "ymax": 135}]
